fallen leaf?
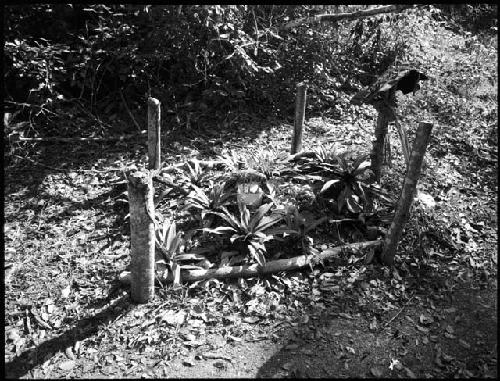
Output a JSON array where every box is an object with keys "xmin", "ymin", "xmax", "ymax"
[
  {"xmin": 182, "ymin": 333, "xmax": 196, "ymax": 341},
  {"xmin": 243, "ymin": 316, "xmax": 260, "ymax": 324},
  {"xmin": 38, "ymin": 330, "xmax": 46, "ymax": 340},
  {"xmin": 283, "ymin": 361, "xmax": 294, "ymax": 370},
  {"xmin": 416, "ymin": 191, "xmax": 436, "ymax": 209},
  {"xmin": 188, "ymin": 319, "xmax": 205, "ymax": 328},
  {"xmin": 160, "ymin": 310, "xmax": 186, "ymax": 326},
  {"xmin": 459, "ymin": 339, "xmax": 471, "ymax": 349},
  {"xmin": 59, "ymin": 360, "xmax": 76, "ymax": 371},
  {"xmin": 419, "ymin": 314, "xmax": 434, "ymax": 326},
  {"xmin": 184, "ymin": 340, "xmax": 204, "ymax": 347},
  {"xmin": 74, "ymin": 341, "xmax": 82, "ymax": 354},
  {"xmin": 202, "ymin": 352, "xmax": 232, "ymax": 361},
  {"xmin": 65, "ymin": 347, "xmax": 75, "ymax": 360},
  {"xmin": 441, "ymin": 353, "xmax": 455, "ymax": 363},
  {"xmin": 61, "ymin": 285, "xmax": 71, "ymax": 299},
  {"xmin": 405, "ymin": 367, "xmax": 417, "ymax": 378},
  {"xmin": 7, "ymin": 328, "xmax": 21, "ymax": 342},
  {"xmin": 227, "ymin": 334, "xmax": 242, "ymax": 342},
  {"xmin": 371, "ymin": 366, "xmax": 384, "ymax": 377},
  {"xmin": 339, "ymin": 313, "xmax": 353, "ymax": 319},
  {"xmin": 389, "ymin": 358, "xmax": 403, "ymax": 371},
  {"xmin": 416, "ymin": 326, "xmax": 429, "ymax": 333}
]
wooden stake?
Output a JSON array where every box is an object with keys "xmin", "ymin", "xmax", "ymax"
[
  {"xmin": 381, "ymin": 122, "xmax": 433, "ymax": 265},
  {"xmin": 291, "ymin": 82, "xmax": 307, "ymax": 155},
  {"xmin": 370, "ymin": 111, "xmax": 389, "ymax": 182},
  {"xmin": 128, "ymin": 170, "xmax": 155, "ymax": 303},
  {"xmin": 148, "ymin": 97, "xmax": 161, "ymax": 170}
]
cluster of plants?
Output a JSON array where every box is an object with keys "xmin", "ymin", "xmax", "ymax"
[{"xmin": 150, "ymin": 146, "xmax": 393, "ymax": 284}]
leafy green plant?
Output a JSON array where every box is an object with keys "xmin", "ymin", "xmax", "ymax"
[
  {"xmin": 242, "ymin": 146, "xmax": 286, "ymax": 177},
  {"xmin": 155, "ymin": 218, "xmax": 185, "ymax": 285},
  {"xmin": 183, "ymin": 182, "xmax": 234, "ymax": 227},
  {"xmin": 204, "ymin": 201, "xmax": 282, "ymax": 266},
  {"xmin": 217, "ymin": 151, "xmax": 245, "ymax": 172},
  {"xmin": 177, "ymin": 159, "xmax": 210, "ymax": 188},
  {"xmin": 290, "ymin": 144, "xmax": 344, "ymax": 182},
  {"xmin": 271, "ymin": 204, "xmax": 326, "ymax": 256},
  {"xmin": 318, "ymin": 152, "xmax": 373, "ymax": 214},
  {"xmin": 291, "ymin": 149, "xmax": 376, "ymax": 214}
]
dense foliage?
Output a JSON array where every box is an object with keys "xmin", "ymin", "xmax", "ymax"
[{"xmin": 6, "ymin": 4, "xmax": 494, "ymax": 138}]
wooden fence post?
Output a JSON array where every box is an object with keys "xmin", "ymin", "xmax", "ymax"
[
  {"xmin": 370, "ymin": 110, "xmax": 389, "ymax": 182},
  {"xmin": 148, "ymin": 97, "xmax": 161, "ymax": 170},
  {"xmin": 128, "ymin": 170, "xmax": 155, "ymax": 303},
  {"xmin": 381, "ymin": 122, "xmax": 433, "ymax": 265},
  {"xmin": 291, "ymin": 82, "xmax": 308, "ymax": 155}
]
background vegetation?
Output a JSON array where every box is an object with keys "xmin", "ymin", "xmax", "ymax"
[{"xmin": 5, "ymin": 4, "xmax": 495, "ymax": 139}]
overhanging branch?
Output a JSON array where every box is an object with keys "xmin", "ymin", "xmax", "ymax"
[{"xmin": 282, "ymin": 5, "xmax": 416, "ymax": 30}]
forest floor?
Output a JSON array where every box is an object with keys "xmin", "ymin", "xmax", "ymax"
[{"xmin": 4, "ymin": 14, "xmax": 497, "ymax": 380}]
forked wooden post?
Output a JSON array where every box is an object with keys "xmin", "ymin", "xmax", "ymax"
[
  {"xmin": 291, "ymin": 82, "xmax": 308, "ymax": 154},
  {"xmin": 381, "ymin": 122, "xmax": 433, "ymax": 265},
  {"xmin": 370, "ymin": 109, "xmax": 390, "ymax": 182},
  {"xmin": 128, "ymin": 170, "xmax": 155, "ymax": 303},
  {"xmin": 148, "ymin": 97, "xmax": 161, "ymax": 170}
]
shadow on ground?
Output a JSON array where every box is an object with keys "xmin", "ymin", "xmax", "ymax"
[
  {"xmin": 5, "ymin": 290, "xmax": 133, "ymax": 379},
  {"xmin": 255, "ymin": 277, "xmax": 497, "ymax": 378}
]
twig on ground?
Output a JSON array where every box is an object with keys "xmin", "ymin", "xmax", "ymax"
[{"xmin": 382, "ymin": 294, "xmax": 416, "ymax": 329}]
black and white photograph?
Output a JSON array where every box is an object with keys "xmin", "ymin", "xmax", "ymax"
[{"xmin": 4, "ymin": 4, "xmax": 497, "ymax": 378}]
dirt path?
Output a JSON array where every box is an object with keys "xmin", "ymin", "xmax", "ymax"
[
  {"xmin": 150, "ymin": 284, "xmax": 498, "ymax": 379},
  {"xmin": 18, "ymin": 278, "xmax": 495, "ymax": 379}
]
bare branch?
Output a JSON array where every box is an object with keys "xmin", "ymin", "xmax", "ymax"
[
  {"xmin": 282, "ymin": 5, "xmax": 415, "ymax": 30},
  {"xmin": 119, "ymin": 240, "xmax": 383, "ymax": 285},
  {"xmin": 10, "ymin": 132, "xmax": 146, "ymax": 143}
]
